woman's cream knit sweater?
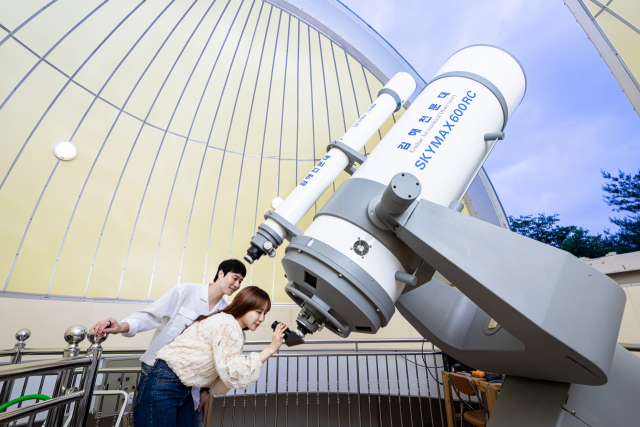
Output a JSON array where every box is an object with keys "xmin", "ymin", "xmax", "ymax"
[{"xmin": 156, "ymin": 312, "xmax": 262, "ymax": 396}]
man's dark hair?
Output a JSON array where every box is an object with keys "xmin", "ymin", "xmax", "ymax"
[{"xmin": 214, "ymin": 259, "xmax": 247, "ymax": 282}]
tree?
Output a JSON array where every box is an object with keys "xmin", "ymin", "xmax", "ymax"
[
  {"xmin": 508, "ymin": 214, "xmax": 610, "ymax": 258},
  {"xmin": 508, "ymin": 213, "xmax": 574, "ymax": 248},
  {"xmin": 605, "ymin": 217, "xmax": 640, "ymax": 252},
  {"xmin": 602, "ymin": 169, "xmax": 640, "ymax": 252},
  {"xmin": 602, "ymin": 169, "xmax": 640, "ymax": 213},
  {"xmin": 508, "ymin": 168, "xmax": 640, "ymax": 258},
  {"xmin": 560, "ymin": 227, "xmax": 609, "ymax": 259}
]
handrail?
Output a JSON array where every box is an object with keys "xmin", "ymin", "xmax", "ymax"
[
  {"xmin": 74, "ymin": 350, "xmax": 442, "ymax": 375},
  {"xmin": 21, "ymin": 349, "xmax": 70, "ymax": 356},
  {"xmin": 244, "ymin": 338, "xmax": 427, "ymax": 345},
  {"xmin": 3, "ymin": 338, "xmax": 429, "ymax": 356},
  {"xmin": 0, "ymin": 390, "xmax": 84, "ymax": 425},
  {"xmin": 0, "ymin": 356, "xmax": 92, "ymax": 382},
  {"xmin": 90, "ymin": 367, "xmax": 144, "ymax": 374},
  {"xmin": 269, "ymin": 350, "xmax": 439, "ymax": 357},
  {"xmin": 7, "ymin": 340, "xmax": 639, "ymax": 355},
  {"xmin": 72, "ymin": 350, "xmax": 443, "ymax": 375}
]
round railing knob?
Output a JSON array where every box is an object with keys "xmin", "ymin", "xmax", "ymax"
[
  {"xmin": 87, "ymin": 327, "xmax": 108, "ymax": 345},
  {"xmin": 64, "ymin": 325, "xmax": 87, "ymax": 344},
  {"xmin": 15, "ymin": 328, "xmax": 31, "ymax": 342}
]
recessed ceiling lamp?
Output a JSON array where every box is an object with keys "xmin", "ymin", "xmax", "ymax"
[{"xmin": 53, "ymin": 140, "xmax": 77, "ymax": 161}]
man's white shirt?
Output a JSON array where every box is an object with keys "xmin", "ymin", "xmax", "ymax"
[{"xmin": 120, "ymin": 282, "xmax": 229, "ymax": 407}]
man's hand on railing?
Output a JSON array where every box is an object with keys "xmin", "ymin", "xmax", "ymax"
[{"xmin": 93, "ymin": 318, "xmax": 129, "ymax": 336}]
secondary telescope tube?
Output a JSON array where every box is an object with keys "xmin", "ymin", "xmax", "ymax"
[{"xmin": 245, "ymin": 72, "xmax": 416, "ymax": 263}]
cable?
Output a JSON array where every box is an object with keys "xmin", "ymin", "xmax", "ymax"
[
  {"xmin": 399, "ymin": 354, "xmax": 443, "ymax": 369},
  {"xmin": 422, "ymin": 339, "xmax": 443, "ymax": 385}
]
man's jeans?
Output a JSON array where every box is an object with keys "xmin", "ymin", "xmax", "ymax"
[{"xmin": 133, "ymin": 360, "xmax": 195, "ymax": 427}]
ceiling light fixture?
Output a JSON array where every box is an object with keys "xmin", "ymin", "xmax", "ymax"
[{"xmin": 52, "ymin": 141, "xmax": 77, "ymax": 161}]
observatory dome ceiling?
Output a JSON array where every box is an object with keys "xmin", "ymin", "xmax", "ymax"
[{"xmin": 0, "ymin": 0, "xmax": 506, "ymax": 303}]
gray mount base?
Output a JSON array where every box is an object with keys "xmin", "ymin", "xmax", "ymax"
[
  {"xmin": 488, "ymin": 346, "xmax": 640, "ymax": 426},
  {"xmin": 393, "ymin": 198, "xmax": 624, "ymax": 385}
]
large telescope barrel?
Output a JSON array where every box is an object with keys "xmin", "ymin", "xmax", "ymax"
[{"xmin": 247, "ymin": 45, "xmax": 526, "ymax": 339}]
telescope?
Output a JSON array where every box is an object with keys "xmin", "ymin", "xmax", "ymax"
[{"xmin": 245, "ymin": 45, "xmax": 640, "ymax": 425}]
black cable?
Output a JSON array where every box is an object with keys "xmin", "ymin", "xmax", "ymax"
[
  {"xmin": 422, "ymin": 339, "xmax": 443, "ymax": 385},
  {"xmin": 398, "ymin": 354, "xmax": 443, "ymax": 369}
]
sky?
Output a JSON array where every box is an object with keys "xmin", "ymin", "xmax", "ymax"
[{"xmin": 341, "ymin": 0, "xmax": 640, "ymax": 234}]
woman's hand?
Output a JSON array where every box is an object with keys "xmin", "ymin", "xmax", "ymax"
[
  {"xmin": 197, "ymin": 390, "xmax": 208, "ymax": 421},
  {"xmin": 92, "ymin": 318, "xmax": 129, "ymax": 336},
  {"xmin": 260, "ymin": 322, "xmax": 286, "ymax": 362},
  {"xmin": 270, "ymin": 322, "xmax": 286, "ymax": 352}
]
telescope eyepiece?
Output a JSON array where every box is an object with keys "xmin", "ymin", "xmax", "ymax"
[{"xmin": 244, "ymin": 244, "xmax": 263, "ymax": 264}]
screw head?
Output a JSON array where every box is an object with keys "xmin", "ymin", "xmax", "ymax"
[
  {"xmin": 64, "ymin": 325, "xmax": 87, "ymax": 344},
  {"xmin": 571, "ymin": 410, "xmax": 576, "ymax": 415},
  {"xmin": 338, "ymin": 274, "xmax": 342, "ymax": 278},
  {"xmin": 15, "ymin": 329, "xmax": 31, "ymax": 342}
]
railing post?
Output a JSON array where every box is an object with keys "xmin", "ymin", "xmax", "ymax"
[
  {"xmin": 0, "ymin": 329, "xmax": 30, "ymax": 410},
  {"xmin": 72, "ymin": 327, "xmax": 106, "ymax": 427},
  {"xmin": 47, "ymin": 325, "xmax": 86, "ymax": 426}
]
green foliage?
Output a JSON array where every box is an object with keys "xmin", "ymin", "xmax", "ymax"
[
  {"xmin": 559, "ymin": 228, "xmax": 609, "ymax": 259},
  {"xmin": 508, "ymin": 214, "xmax": 573, "ymax": 248},
  {"xmin": 602, "ymin": 169, "xmax": 640, "ymax": 252},
  {"xmin": 508, "ymin": 214, "xmax": 610, "ymax": 258},
  {"xmin": 605, "ymin": 216, "xmax": 640, "ymax": 252},
  {"xmin": 601, "ymin": 169, "xmax": 640, "ymax": 213},
  {"xmin": 508, "ymin": 168, "xmax": 639, "ymax": 258}
]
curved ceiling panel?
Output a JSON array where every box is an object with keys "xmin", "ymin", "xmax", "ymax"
[
  {"xmin": 0, "ymin": 0, "xmax": 408, "ymax": 303},
  {"xmin": 565, "ymin": 0, "xmax": 640, "ymax": 116}
]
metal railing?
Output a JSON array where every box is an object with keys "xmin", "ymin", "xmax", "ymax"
[
  {"xmin": 210, "ymin": 348, "xmax": 448, "ymax": 427},
  {"xmin": 2, "ymin": 331, "xmax": 447, "ymax": 427},
  {"xmin": 2, "ymin": 327, "xmax": 639, "ymax": 427},
  {"xmin": 90, "ymin": 391, "xmax": 129, "ymax": 427},
  {"xmin": 0, "ymin": 327, "xmax": 106, "ymax": 427}
]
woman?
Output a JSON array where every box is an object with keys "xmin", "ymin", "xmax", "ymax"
[{"xmin": 133, "ymin": 286, "xmax": 287, "ymax": 427}]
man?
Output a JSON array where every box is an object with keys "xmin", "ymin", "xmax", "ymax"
[{"xmin": 93, "ymin": 259, "xmax": 246, "ymax": 425}]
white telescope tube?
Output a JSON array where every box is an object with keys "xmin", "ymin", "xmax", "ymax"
[{"xmin": 246, "ymin": 72, "xmax": 416, "ymax": 262}]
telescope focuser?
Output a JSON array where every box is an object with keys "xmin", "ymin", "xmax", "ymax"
[
  {"xmin": 244, "ymin": 222, "xmax": 283, "ymax": 264},
  {"xmin": 271, "ymin": 321, "xmax": 305, "ymax": 347}
]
